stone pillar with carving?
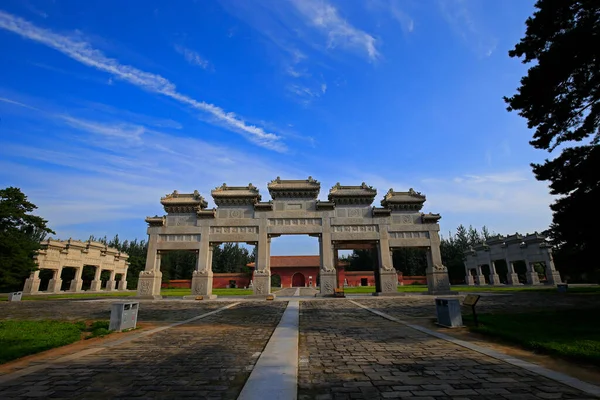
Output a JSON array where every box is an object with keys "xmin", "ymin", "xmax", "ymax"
[
  {"xmin": 474, "ymin": 265, "xmax": 486, "ymax": 285},
  {"xmin": 189, "ymin": 241, "xmax": 216, "ymax": 299},
  {"xmin": 319, "ymin": 223, "xmax": 337, "ymax": 296},
  {"xmin": 106, "ymin": 270, "xmax": 117, "ymax": 291},
  {"xmin": 90, "ymin": 266, "xmax": 102, "ymax": 291},
  {"xmin": 23, "ymin": 270, "xmax": 41, "ymax": 294},
  {"xmin": 137, "ymin": 233, "xmax": 163, "ymax": 298},
  {"xmin": 425, "ymin": 231, "xmax": 451, "ymax": 294},
  {"xmin": 118, "ymin": 266, "xmax": 128, "ymax": 290},
  {"xmin": 252, "ymin": 227, "xmax": 271, "ymax": 296},
  {"xmin": 464, "ymin": 262, "xmax": 474, "ymax": 285},
  {"xmin": 505, "ymin": 260, "xmax": 521, "ymax": 285},
  {"xmin": 525, "ymin": 257, "xmax": 540, "ymax": 285},
  {"xmin": 69, "ymin": 265, "xmax": 84, "ymax": 292},
  {"xmin": 487, "ymin": 257, "xmax": 502, "ymax": 285},
  {"xmin": 47, "ymin": 267, "xmax": 62, "ymax": 293},
  {"xmin": 543, "ymin": 249, "xmax": 562, "ymax": 285},
  {"xmin": 377, "ymin": 233, "xmax": 397, "ymax": 294}
]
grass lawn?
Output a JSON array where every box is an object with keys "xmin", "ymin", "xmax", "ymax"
[
  {"xmin": 0, "ymin": 320, "xmax": 111, "ymax": 364},
  {"xmin": 464, "ymin": 309, "xmax": 600, "ymax": 366},
  {"xmin": 160, "ymin": 288, "xmax": 253, "ymax": 296}
]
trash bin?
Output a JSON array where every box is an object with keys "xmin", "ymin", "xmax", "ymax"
[
  {"xmin": 557, "ymin": 284, "xmax": 568, "ymax": 293},
  {"xmin": 435, "ymin": 297, "xmax": 462, "ymax": 328},
  {"xmin": 8, "ymin": 292, "xmax": 22, "ymax": 302},
  {"xmin": 109, "ymin": 302, "xmax": 139, "ymax": 332}
]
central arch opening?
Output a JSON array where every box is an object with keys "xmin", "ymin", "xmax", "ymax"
[{"xmin": 268, "ymin": 234, "xmax": 319, "ymax": 289}]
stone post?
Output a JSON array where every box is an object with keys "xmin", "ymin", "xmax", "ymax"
[
  {"xmin": 69, "ymin": 266, "xmax": 84, "ymax": 292},
  {"xmin": 425, "ymin": 231, "xmax": 451, "ymax": 294},
  {"xmin": 525, "ymin": 258, "xmax": 540, "ymax": 285},
  {"xmin": 187, "ymin": 225, "xmax": 216, "ymax": 299},
  {"xmin": 47, "ymin": 268, "xmax": 62, "ymax": 293},
  {"xmin": 90, "ymin": 266, "xmax": 102, "ymax": 291},
  {"xmin": 23, "ymin": 270, "xmax": 41, "ymax": 294},
  {"xmin": 464, "ymin": 262, "xmax": 474, "ymax": 285},
  {"xmin": 118, "ymin": 267, "xmax": 128, "ymax": 290},
  {"xmin": 487, "ymin": 258, "xmax": 502, "ymax": 285},
  {"xmin": 377, "ymin": 234, "xmax": 398, "ymax": 294},
  {"xmin": 319, "ymin": 229, "xmax": 337, "ymax": 296},
  {"xmin": 543, "ymin": 249, "xmax": 562, "ymax": 285},
  {"xmin": 505, "ymin": 260, "xmax": 521, "ymax": 285},
  {"xmin": 252, "ymin": 229, "xmax": 271, "ymax": 296},
  {"xmin": 474, "ymin": 265, "xmax": 486, "ymax": 285},
  {"xmin": 137, "ymin": 233, "xmax": 163, "ymax": 298},
  {"xmin": 106, "ymin": 270, "xmax": 117, "ymax": 291}
]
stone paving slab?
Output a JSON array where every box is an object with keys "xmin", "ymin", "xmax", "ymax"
[
  {"xmin": 0, "ymin": 302, "xmax": 287, "ymax": 399},
  {"xmin": 0, "ymin": 299, "xmax": 228, "ymax": 322},
  {"xmin": 298, "ymin": 300, "xmax": 595, "ymax": 400}
]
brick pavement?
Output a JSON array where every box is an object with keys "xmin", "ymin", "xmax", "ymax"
[
  {"xmin": 298, "ymin": 300, "xmax": 595, "ymax": 400},
  {"xmin": 0, "ymin": 302, "xmax": 286, "ymax": 399}
]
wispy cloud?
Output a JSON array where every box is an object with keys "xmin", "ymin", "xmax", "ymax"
[
  {"xmin": 289, "ymin": 0, "xmax": 379, "ymax": 61},
  {"xmin": 437, "ymin": 0, "xmax": 497, "ymax": 57},
  {"xmin": 0, "ymin": 10, "xmax": 286, "ymax": 151},
  {"xmin": 174, "ymin": 44, "xmax": 211, "ymax": 69}
]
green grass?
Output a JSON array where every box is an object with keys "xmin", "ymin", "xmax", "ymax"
[
  {"xmin": 160, "ymin": 288, "xmax": 253, "ymax": 296},
  {"xmin": 452, "ymin": 285, "xmax": 600, "ymax": 294},
  {"xmin": 464, "ymin": 309, "xmax": 600, "ymax": 366},
  {"xmin": 0, "ymin": 320, "xmax": 111, "ymax": 364}
]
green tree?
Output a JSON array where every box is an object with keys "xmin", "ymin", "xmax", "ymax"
[
  {"xmin": 0, "ymin": 187, "xmax": 55, "ymax": 289},
  {"xmin": 504, "ymin": 0, "xmax": 600, "ymax": 275}
]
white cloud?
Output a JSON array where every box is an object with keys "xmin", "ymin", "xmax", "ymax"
[
  {"xmin": 174, "ymin": 44, "xmax": 210, "ymax": 69},
  {"xmin": 321, "ymin": 83, "xmax": 327, "ymax": 94},
  {"xmin": 0, "ymin": 10, "xmax": 286, "ymax": 152},
  {"xmin": 289, "ymin": 0, "xmax": 379, "ymax": 60}
]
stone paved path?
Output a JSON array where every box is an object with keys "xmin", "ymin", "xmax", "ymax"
[
  {"xmin": 0, "ymin": 302, "xmax": 286, "ymax": 399},
  {"xmin": 298, "ymin": 300, "xmax": 596, "ymax": 400}
]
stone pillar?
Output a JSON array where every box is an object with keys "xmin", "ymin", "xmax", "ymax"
[
  {"xmin": 505, "ymin": 260, "xmax": 521, "ymax": 285},
  {"xmin": 189, "ymin": 241, "xmax": 216, "ymax": 299},
  {"xmin": 464, "ymin": 262, "xmax": 474, "ymax": 285},
  {"xmin": 488, "ymin": 258, "xmax": 502, "ymax": 285},
  {"xmin": 90, "ymin": 266, "xmax": 102, "ymax": 291},
  {"xmin": 474, "ymin": 265, "xmax": 486, "ymax": 285},
  {"xmin": 319, "ymin": 229, "xmax": 337, "ymax": 296},
  {"xmin": 252, "ymin": 229, "xmax": 271, "ymax": 296},
  {"xmin": 425, "ymin": 231, "xmax": 451, "ymax": 294},
  {"xmin": 106, "ymin": 270, "xmax": 117, "ymax": 291},
  {"xmin": 118, "ymin": 267, "xmax": 128, "ymax": 290},
  {"xmin": 47, "ymin": 268, "xmax": 62, "ymax": 293},
  {"xmin": 69, "ymin": 266, "xmax": 84, "ymax": 292},
  {"xmin": 23, "ymin": 270, "xmax": 41, "ymax": 294},
  {"xmin": 137, "ymin": 233, "xmax": 163, "ymax": 297},
  {"xmin": 525, "ymin": 258, "xmax": 540, "ymax": 285},
  {"xmin": 377, "ymin": 235, "xmax": 398, "ymax": 294},
  {"xmin": 543, "ymin": 250, "xmax": 562, "ymax": 285}
]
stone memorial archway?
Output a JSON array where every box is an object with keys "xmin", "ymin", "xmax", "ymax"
[{"xmin": 137, "ymin": 177, "xmax": 451, "ymax": 298}]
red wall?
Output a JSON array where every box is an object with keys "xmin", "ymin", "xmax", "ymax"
[
  {"xmin": 161, "ymin": 273, "xmax": 251, "ymax": 289},
  {"xmin": 270, "ymin": 266, "xmax": 319, "ymax": 287}
]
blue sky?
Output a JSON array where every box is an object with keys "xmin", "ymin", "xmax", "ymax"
[{"xmin": 0, "ymin": 0, "xmax": 553, "ymax": 255}]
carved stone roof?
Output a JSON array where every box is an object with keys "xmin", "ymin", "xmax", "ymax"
[
  {"xmin": 328, "ymin": 182, "xmax": 377, "ymax": 205},
  {"xmin": 421, "ymin": 212, "xmax": 441, "ymax": 224},
  {"xmin": 504, "ymin": 233, "xmax": 524, "ymax": 244},
  {"xmin": 211, "ymin": 184, "xmax": 261, "ymax": 206},
  {"xmin": 161, "ymin": 190, "xmax": 208, "ymax": 213},
  {"xmin": 267, "ymin": 176, "xmax": 320, "ymax": 199},
  {"xmin": 372, "ymin": 207, "xmax": 391, "ymax": 217},
  {"xmin": 316, "ymin": 200, "xmax": 335, "ymax": 210},
  {"xmin": 145, "ymin": 215, "xmax": 165, "ymax": 226},
  {"xmin": 38, "ymin": 239, "xmax": 126, "ymax": 258},
  {"xmin": 197, "ymin": 209, "xmax": 216, "ymax": 219},
  {"xmin": 380, "ymin": 188, "xmax": 426, "ymax": 211},
  {"xmin": 485, "ymin": 235, "xmax": 505, "ymax": 246},
  {"xmin": 254, "ymin": 201, "xmax": 273, "ymax": 211},
  {"xmin": 523, "ymin": 232, "xmax": 547, "ymax": 244}
]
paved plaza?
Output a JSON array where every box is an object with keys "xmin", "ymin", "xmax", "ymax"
[{"xmin": 1, "ymin": 295, "xmax": 599, "ymax": 399}]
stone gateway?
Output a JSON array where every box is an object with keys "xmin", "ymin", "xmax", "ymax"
[{"xmin": 138, "ymin": 177, "xmax": 451, "ymax": 298}]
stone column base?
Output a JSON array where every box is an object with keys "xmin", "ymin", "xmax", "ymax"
[
  {"xmin": 47, "ymin": 279, "xmax": 62, "ymax": 293},
  {"xmin": 319, "ymin": 271, "xmax": 337, "ymax": 296},
  {"xmin": 426, "ymin": 268, "xmax": 452, "ymax": 295},
  {"xmin": 106, "ymin": 280, "xmax": 117, "ymax": 291},
  {"xmin": 69, "ymin": 279, "xmax": 83, "ymax": 292},
  {"xmin": 23, "ymin": 278, "xmax": 41, "ymax": 294},
  {"xmin": 506, "ymin": 273, "xmax": 522, "ymax": 285},
  {"xmin": 252, "ymin": 271, "xmax": 271, "ymax": 295},
  {"xmin": 190, "ymin": 270, "xmax": 214, "ymax": 296},
  {"xmin": 474, "ymin": 275, "xmax": 487, "ymax": 285},
  {"xmin": 465, "ymin": 275, "xmax": 474, "ymax": 285},
  {"xmin": 488, "ymin": 274, "xmax": 502, "ymax": 285},
  {"xmin": 118, "ymin": 280, "xmax": 128, "ymax": 290},
  {"xmin": 90, "ymin": 280, "xmax": 102, "ymax": 291},
  {"xmin": 545, "ymin": 271, "xmax": 562, "ymax": 285},
  {"xmin": 526, "ymin": 271, "xmax": 540, "ymax": 285},
  {"xmin": 137, "ymin": 270, "xmax": 162, "ymax": 297},
  {"xmin": 379, "ymin": 271, "xmax": 398, "ymax": 294}
]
